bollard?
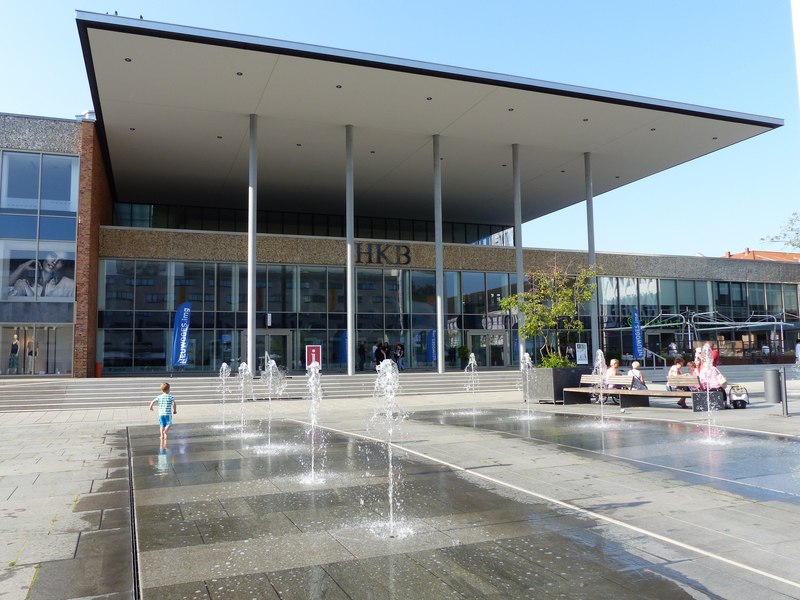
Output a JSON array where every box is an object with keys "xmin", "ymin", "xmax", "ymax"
[
  {"xmin": 764, "ymin": 369, "xmax": 782, "ymax": 404},
  {"xmin": 782, "ymin": 366, "xmax": 790, "ymax": 417}
]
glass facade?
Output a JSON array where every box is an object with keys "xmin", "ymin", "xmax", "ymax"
[
  {"xmin": 0, "ymin": 149, "xmax": 78, "ymax": 375},
  {"xmin": 113, "ymin": 202, "xmax": 513, "ymax": 246}
]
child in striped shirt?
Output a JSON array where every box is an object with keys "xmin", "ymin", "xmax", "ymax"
[{"xmin": 148, "ymin": 382, "xmax": 177, "ymax": 441}]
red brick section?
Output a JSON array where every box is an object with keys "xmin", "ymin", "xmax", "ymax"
[{"xmin": 73, "ymin": 122, "xmax": 112, "ymax": 377}]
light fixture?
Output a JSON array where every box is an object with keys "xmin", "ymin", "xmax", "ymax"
[
  {"xmin": 507, "ymin": 108, "xmax": 514, "ymax": 112},
  {"xmin": 129, "ymin": 127, "xmax": 135, "ymax": 131},
  {"xmin": 296, "ymin": 143, "xmax": 302, "ymax": 147},
  {"xmin": 560, "ymin": 170, "xmax": 566, "ymax": 173},
  {"xmin": 650, "ymin": 128, "xmax": 656, "ymax": 131},
  {"xmin": 582, "ymin": 118, "xmax": 589, "ymax": 122},
  {"xmin": 370, "ymin": 150, "xmax": 376, "ymax": 154},
  {"xmin": 336, "ymin": 84, "xmax": 342, "ymax": 89},
  {"xmin": 217, "ymin": 136, "xmax": 223, "ymax": 139},
  {"xmin": 501, "ymin": 164, "xmax": 507, "ymax": 167},
  {"xmin": 426, "ymin": 96, "xmax": 432, "ymax": 100},
  {"xmin": 712, "ymin": 136, "xmax": 718, "ymax": 140},
  {"xmin": 236, "ymin": 72, "xmax": 243, "ymax": 76},
  {"xmin": 124, "ymin": 57, "xmax": 132, "ymax": 62}
]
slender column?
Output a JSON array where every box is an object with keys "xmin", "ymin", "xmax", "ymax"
[
  {"xmin": 346, "ymin": 125, "xmax": 356, "ymax": 376},
  {"xmin": 433, "ymin": 135, "xmax": 445, "ymax": 373},
  {"xmin": 247, "ymin": 114, "xmax": 258, "ymax": 370},
  {"xmin": 512, "ymin": 144, "xmax": 525, "ymax": 365},
  {"xmin": 585, "ymin": 152, "xmax": 600, "ymax": 357}
]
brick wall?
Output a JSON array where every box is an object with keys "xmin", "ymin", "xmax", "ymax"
[{"xmin": 73, "ymin": 122, "xmax": 112, "ymax": 377}]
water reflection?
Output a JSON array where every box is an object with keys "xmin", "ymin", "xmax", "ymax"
[{"xmin": 410, "ymin": 409, "xmax": 800, "ymax": 499}]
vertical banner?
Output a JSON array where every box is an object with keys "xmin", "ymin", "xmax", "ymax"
[
  {"xmin": 425, "ymin": 329, "xmax": 437, "ymax": 363},
  {"xmin": 172, "ymin": 301, "xmax": 192, "ymax": 366},
  {"xmin": 631, "ymin": 307, "xmax": 644, "ymax": 359}
]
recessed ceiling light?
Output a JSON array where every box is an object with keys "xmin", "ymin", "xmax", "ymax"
[
  {"xmin": 129, "ymin": 127, "xmax": 135, "ymax": 131},
  {"xmin": 426, "ymin": 96, "xmax": 432, "ymax": 100},
  {"xmin": 650, "ymin": 128, "xmax": 656, "ymax": 131},
  {"xmin": 712, "ymin": 136, "xmax": 718, "ymax": 140},
  {"xmin": 507, "ymin": 108, "xmax": 514, "ymax": 112},
  {"xmin": 236, "ymin": 72, "xmax": 243, "ymax": 76},
  {"xmin": 217, "ymin": 136, "xmax": 223, "ymax": 139},
  {"xmin": 560, "ymin": 170, "xmax": 566, "ymax": 173},
  {"xmin": 296, "ymin": 143, "xmax": 302, "ymax": 147},
  {"xmin": 370, "ymin": 150, "xmax": 376, "ymax": 154},
  {"xmin": 615, "ymin": 175, "xmax": 620, "ymax": 179},
  {"xmin": 336, "ymin": 84, "xmax": 342, "ymax": 89},
  {"xmin": 124, "ymin": 57, "xmax": 132, "ymax": 62},
  {"xmin": 501, "ymin": 164, "xmax": 507, "ymax": 167},
  {"xmin": 582, "ymin": 118, "xmax": 589, "ymax": 122}
]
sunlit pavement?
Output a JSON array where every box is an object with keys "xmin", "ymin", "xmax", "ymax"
[{"xmin": 2, "ymin": 377, "xmax": 800, "ymax": 599}]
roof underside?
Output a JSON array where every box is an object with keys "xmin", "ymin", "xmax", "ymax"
[{"xmin": 76, "ymin": 12, "xmax": 782, "ymax": 227}]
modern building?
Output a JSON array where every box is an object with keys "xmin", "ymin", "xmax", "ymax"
[{"xmin": 1, "ymin": 12, "xmax": 797, "ymax": 377}]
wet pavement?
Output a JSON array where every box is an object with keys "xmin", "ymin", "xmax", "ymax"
[
  {"xmin": 129, "ymin": 405, "xmax": 800, "ymax": 599},
  {"xmin": 3, "ymin": 378, "xmax": 800, "ymax": 599}
]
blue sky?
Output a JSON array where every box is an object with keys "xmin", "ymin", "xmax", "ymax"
[{"xmin": 2, "ymin": 1, "xmax": 797, "ymax": 258}]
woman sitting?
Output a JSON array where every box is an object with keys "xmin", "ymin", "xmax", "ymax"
[
  {"xmin": 699, "ymin": 361, "xmax": 729, "ymax": 408},
  {"xmin": 627, "ymin": 361, "xmax": 647, "ymax": 390},
  {"xmin": 667, "ymin": 357, "xmax": 689, "ymax": 408}
]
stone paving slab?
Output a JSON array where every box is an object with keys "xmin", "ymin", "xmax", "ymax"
[{"xmin": 0, "ymin": 380, "xmax": 799, "ymax": 599}]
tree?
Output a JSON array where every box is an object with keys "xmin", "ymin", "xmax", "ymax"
[
  {"xmin": 501, "ymin": 264, "xmax": 598, "ymax": 367},
  {"xmin": 762, "ymin": 211, "xmax": 800, "ymax": 250}
]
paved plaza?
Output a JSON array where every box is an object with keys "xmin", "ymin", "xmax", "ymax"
[{"xmin": 1, "ymin": 374, "xmax": 800, "ymax": 599}]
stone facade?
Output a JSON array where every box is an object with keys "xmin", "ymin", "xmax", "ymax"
[{"xmin": 0, "ymin": 114, "xmax": 80, "ymax": 154}]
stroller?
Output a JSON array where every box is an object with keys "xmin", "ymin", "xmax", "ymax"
[{"xmin": 728, "ymin": 385, "xmax": 750, "ymax": 409}]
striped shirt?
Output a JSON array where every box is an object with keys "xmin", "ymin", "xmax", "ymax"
[{"xmin": 153, "ymin": 393, "xmax": 174, "ymax": 416}]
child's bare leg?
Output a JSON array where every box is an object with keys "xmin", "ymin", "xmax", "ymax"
[{"xmin": 163, "ymin": 424, "xmax": 170, "ymax": 440}]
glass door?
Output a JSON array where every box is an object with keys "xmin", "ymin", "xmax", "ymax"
[
  {"xmin": 468, "ymin": 333, "xmax": 487, "ymax": 367},
  {"xmin": 248, "ymin": 329, "xmax": 292, "ymax": 372},
  {"xmin": 467, "ymin": 329, "xmax": 509, "ymax": 367}
]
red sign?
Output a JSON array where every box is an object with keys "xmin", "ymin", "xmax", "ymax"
[{"xmin": 305, "ymin": 345, "xmax": 322, "ymax": 368}]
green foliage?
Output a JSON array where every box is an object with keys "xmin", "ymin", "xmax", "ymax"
[
  {"xmin": 457, "ymin": 345, "xmax": 471, "ymax": 359},
  {"xmin": 762, "ymin": 211, "xmax": 800, "ymax": 250},
  {"xmin": 501, "ymin": 263, "xmax": 598, "ymax": 363},
  {"xmin": 539, "ymin": 353, "xmax": 575, "ymax": 368}
]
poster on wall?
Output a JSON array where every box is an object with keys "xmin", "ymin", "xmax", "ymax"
[
  {"xmin": 575, "ymin": 343, "xmax": 589, "ymax": 365},
  {"xmin": 6, "ymin": 245, "xmax": 75, "ymax": 300}
]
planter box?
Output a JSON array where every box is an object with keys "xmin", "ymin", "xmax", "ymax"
[{"xmin": 531, "ymin": 366, "xmax": 593, "ymax": 403}]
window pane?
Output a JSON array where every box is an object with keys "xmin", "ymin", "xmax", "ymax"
[
  {"xmin": 659, "ymin": 279, "xmax": 676, "ymax": 314},
  {"xmin": 638, "ymin": 278, "xmax": 658, "ymax": 319},
  {"xmin": 677, "ymin": 280, "xmax": 695, "ymax": 313},
  {"xmin": 299, "ymin": 266, "xmax": 327, "ymax": 312},
  {"xmin": 766, "ymin": 283, "xmax": 782, "ymax": 314},
  {"xmin": 383, "ymin": 269, "xmax": 403, "ymax": 313},
  {"xmin": 135, "ymin": 261, "xmax": 169, "ymax": 310},
  {"xmin": 783, "ymin": 284, "xmax": 798, "ymax": 319},
  {"xmin": 0, "ymin": 215, "xmax": 37, "ymax": 239},
  {"xmin": 618, "ymin": 277, "xmax": 637, "ymax": 321},
  {"xmin": 173, "ymin": 262, "xmax": 204, "ymax": 311},
  {"xmin": 40, "ymin": 155, "xmax": 78, "ymax": 213},
  {"xmin": 101, "ymin": 260, "xmax": 135, "ymax": 310},
  {"xmin": 39, "ymin": 217, "xmax": 77, "ymax": 241},
  {"xmin": 461, "ymin": 271, "xmax": 485, "ymax": 314},
  {"xmin": 411, "ymin": 270, "xmax": 435, "ymax": 314},
  {"xmin": 748, "ymin": 282, "xmax": 766, "ymax": 314},
  {"xmin": 357, "ymin": 268, "xmax": 383, "ymax": 314},
  {"xmin": 445, "ymin": 271, "xmax": 460, "ymax": 314},
  {"xmin": 268, "ymin": 265, "xmax": 296, "ymax": 312},
  {"xmin": 599, "ymin": 277, "xmax": 619, "ymax": 328},
  {"xmin": 486, "ymin": 272, "xmax": 509, "ymax": 313},
  {"xmin": 1, "ymin": 152, "xmax": 39, "ymax": 211}
]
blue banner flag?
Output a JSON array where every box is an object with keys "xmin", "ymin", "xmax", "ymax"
[
  {"xmin": 172, "ymin": 301, "xmax": 192, "ymax": 366},
  {"xmin": 425, "ymin": 329, "xmax": 437, "ymax": 363},
  {"xmin": 631, "ymin": 307, "xmax": 644, "ymax": 359}
]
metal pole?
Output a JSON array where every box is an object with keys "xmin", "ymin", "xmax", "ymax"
[
  {"xmin": 585, "ymin": 152, "xmax": 600, "ymax": 357},
  {"xmin": 512, "ymin": 143, "xmax": 525, "ymax": 366},
  {"xmin": 782, "ymin": 366, "xmax": 790, "ymax": 417},
  {"xmin": 433, "ymin": 134, "xmax": 445, "ymax": 374},
  {"xmin": 247, "ymin": 114, "xmax": 258, "ymax": 371},
  {"xmin": 346, "ymin": 124, "xmax": 355, "ymax": 376}
]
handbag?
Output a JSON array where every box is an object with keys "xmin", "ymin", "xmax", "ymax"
[
  {"xmin": 717, "ymin": 371, "xmax": 728, "ymax": 389},
  {"xmin": 630, "ymin": 376, "xmax": 648, "ymax": 390}
]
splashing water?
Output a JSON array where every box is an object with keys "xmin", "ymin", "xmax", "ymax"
[
  {"xmin": 238, "ymin": 362, "xmax": 254, "ymax": 431},
  {"xmin": 520, "ymin": 352, "xmax": 534, "ymax": 414},
  {"xmin": 218, "ymin": 362, "xmax": 231, "ymax": 427},
  {"xmin": 260, "ymin": 359, "xmax": 288, "ymax": 448},
  {"xmin": 464, "ymin": 352, "xmax": 480, "ymax": 414},
  {"xmin": 305, "ymin": 360, "xmax": 325, "ymax": 484},
  {"xmin": 370, "ymin": 358, "xmax": 408, "ymax": 538},
  {"xmin": 699, "ymin": 343, "xmax": 722, "ymax": 442},
  {"xmin": 593, "ymin": 349, "xmax": 608, "ymax": 426}
]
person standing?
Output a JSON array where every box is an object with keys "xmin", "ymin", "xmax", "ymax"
[
  {"xmin": 395, "ymin": 342, "xmax": 405, "ymax": 370},
  {"xmin": 357, "ymin": 341, "xmax": 366, "ymax": 371},
  {"xmin": 8, "ymin": 333, "xmax": 20, "ymax": 374},
  {"xmin": 148, "ymin": 382, "xmax": 177, "ymax": 441}
]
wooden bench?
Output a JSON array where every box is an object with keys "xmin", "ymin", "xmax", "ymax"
[{"xmin": 562, "ymin": 374, "xmax": 701, "ymax": 408}]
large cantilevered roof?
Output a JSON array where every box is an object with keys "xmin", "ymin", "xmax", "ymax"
[{"xmin": 76, "ymin": 11, "xmax": 782, "ymax": 227}]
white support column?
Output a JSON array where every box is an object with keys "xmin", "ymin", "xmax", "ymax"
[
  {"xmin": 512, "ymin": 143, "xmax": 525, "ymax": 366},
  {"xmin": 585, "ymin": 152, "xmax": 600, "ymax": 358},
  {"xmin": 247, "ymin": 114, "xmax": 258, "ymax": 371},
  {"xmin": 345, "ymin": 125, "xmax": 356, "ymax": 376},
  {"xmin": 433, "ymin": 134, "xmax": 445, "ymax": 373}
]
